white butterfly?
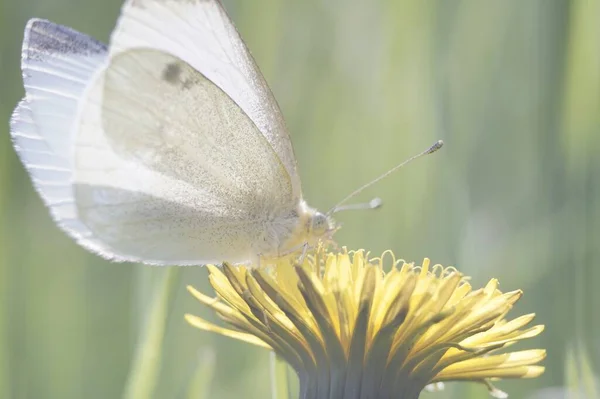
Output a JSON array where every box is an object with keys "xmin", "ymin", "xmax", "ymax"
[{"xmin": 11, "ymin": 0, "xmax": 440, "ymax": 266}]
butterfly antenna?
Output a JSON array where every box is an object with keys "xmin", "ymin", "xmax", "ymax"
[
  {"xmin": 327, "ymin": 140, "xmax": 444, "ymax": 215},
  {"xmin": 332, "ymin": 197, "xmax": 383, "ymax": 213}
]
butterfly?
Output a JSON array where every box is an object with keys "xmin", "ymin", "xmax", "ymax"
[{"xmin": 11, "ymin": 0, "xmax": 441, "ymax": 266}]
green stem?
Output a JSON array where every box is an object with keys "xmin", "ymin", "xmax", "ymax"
[
  {"xmin": 270, "ymin": 351, "xmax": 291, "ymax": 399},
  {"xmin": 184, "ymin": 348, "xmax": 216, "ymax": 399},
  {"xmin": 123, "ymin": 267, "xmax": 180, "ymax": 399}
]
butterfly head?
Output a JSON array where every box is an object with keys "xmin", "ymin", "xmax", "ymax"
[
  {"xmin": 309, "ymin": 211, "xmax": 337, "ymax": 239},
  {"xmin": 291, "ymin": 201, "xmax": 338, "ymax": 249}
]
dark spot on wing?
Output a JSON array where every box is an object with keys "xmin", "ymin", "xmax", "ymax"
[
  {"xmin": 161, "ymin": 61, "xmax": 197, "ymax": 90},
  {"xmin": 162, "ymin": 62, "xmax": 182, "ymax": 84}
]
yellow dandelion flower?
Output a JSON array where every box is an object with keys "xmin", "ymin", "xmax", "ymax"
[{"xmin": 185, "ymin": 248, "xmax": 545, "ymax": 398}]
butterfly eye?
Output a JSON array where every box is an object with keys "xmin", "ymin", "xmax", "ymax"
[{"xmin": 311, "ymin": 212, "xmax": 329, "ymax": 235}]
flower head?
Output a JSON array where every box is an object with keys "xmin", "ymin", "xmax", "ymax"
[{"xmin": 185, "ymin": 248, "xmax": 545, "ymax": 398}]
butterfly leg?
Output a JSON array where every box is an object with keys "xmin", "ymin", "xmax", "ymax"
[
  {"xmin": 298, "ymin": 242, "xmax": 309, "ymax": 265},
  {"xmin": 256, "ymin": 253, "xmax": 262, "ymax": 268},
  {"xmin": 262, "ymin": 311, "xmax": 272, "ymax": 333},
  {"xmin": 277, "ymin": 242, "xmax": 312, "ymax": 265}
]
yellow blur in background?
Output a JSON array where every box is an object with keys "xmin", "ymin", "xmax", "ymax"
[{"xmin": 0, "ymin": 0, "xmax": 599, "ymax": 398}]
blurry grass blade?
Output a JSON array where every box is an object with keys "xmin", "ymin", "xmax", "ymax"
[
  {"xmin": 579, "ymin": 346, "xmax": 600, "ymax": 398},
  {"xmin": 565, "ymin": 343, "xmax": 577, "ymax": 397},
  {"xmin": 270, "ymin": 351, "xmax": 291, "ymax": 399},
  {"xmin": 184, "ymin": 348, "xmax": 215, "ymax": 399},
  {"xmin": 565, "ymin": 342, "xmax": 599, "ymax": 399},
  {"xmin": 0, "ymin": 124, "xmax": 10, "ymax": 399},
  {"xmin": 124, "ymin": 267, "xmax": 180, "ymax": 399},
  {"xmin": 562, "ymin": 0, "xmax": 600, "ymax": 166}
]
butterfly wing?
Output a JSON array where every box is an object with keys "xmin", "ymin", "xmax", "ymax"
[
  {"xmin": 109, "ymin": 0, "xmax": 302, "ymax": 197},
  {"xmin": 18, "ymin": 19, "xmax": 107, "ymax": 160},
  {"xmin": 73, "ymin": 48, "xmax": 297, "ymax": 264},
  {"xmin": 13, "ymin": 2, "xmax": 303, "ymax": 265},
  {"xmin": 10, "ymin": 19, "xmax": 111, "ymax": 252}
]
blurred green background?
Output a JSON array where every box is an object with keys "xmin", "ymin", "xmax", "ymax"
[{"xmin": 1, "ymin": 0, "xmax": 599, "ymax": 398}]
